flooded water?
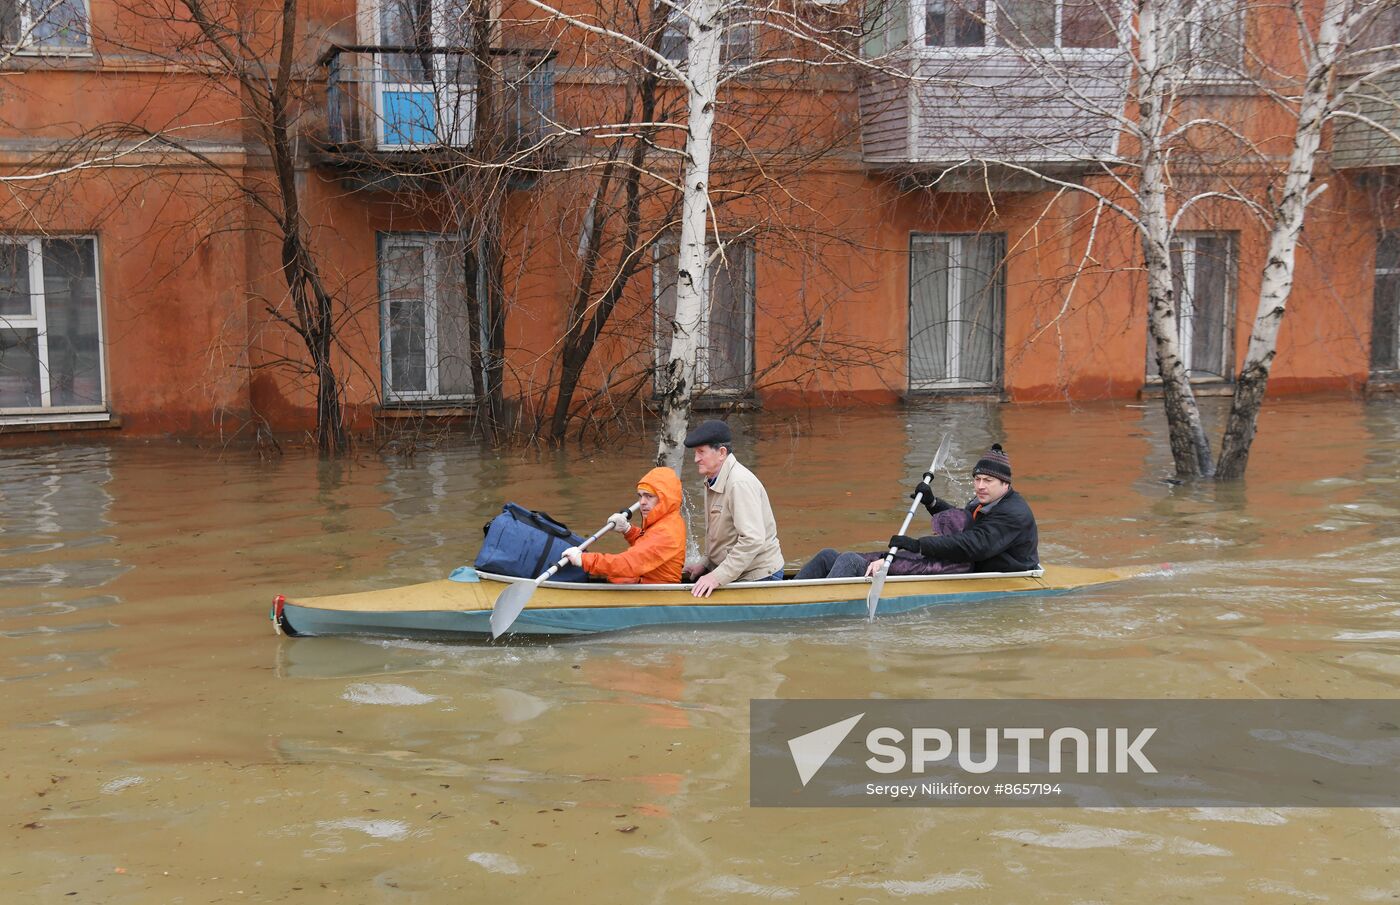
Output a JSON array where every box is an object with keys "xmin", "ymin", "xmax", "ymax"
[{"xmin": 2, "ymin": 396, "xmax": 1399, "ymax": 903}]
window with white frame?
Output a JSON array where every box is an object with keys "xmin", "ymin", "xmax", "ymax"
[
  {"xmin": 1167, "ymin": 0, "xmax": 1243, "ymax": 74},
  {"xmin": 654, "ymin": 238, "xmax": 754, "ymax": 395},
  {"xmin": 908, "ymin": 233, "xmax": 1005, "ymax": 390},
  {"xmin": 0, "ymin": 237, "xmax": 106, "ymax": 415},
  {"xmin": 378, "ymin": 234, "xmax": 485, "ymax": 402},
  {"xmin": 373, "ymin": 0, "xmax": 475, "ymax": 148},
  {"xmin": 0, "ymin": 0, "xmax": 90, "ymax": 52},
  {"xmin": 1372, "ymin": 231, "xmax": 1400, "ymax": 374},
  {"xmin": 659, "ymin": 1, "xmax": 754, "ymax": 65},
  {"xmin": 1146, "ymin": 231, "xmax": 1236, "ymax": 382},
  {"xmin": 916, "ymin": 0, "xmax": 1118, "ymax": 49}
]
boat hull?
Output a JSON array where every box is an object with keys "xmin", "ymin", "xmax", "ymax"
[{"xmin": 272, "ymin": 564, "xmax": 1150, "ymax": 640}]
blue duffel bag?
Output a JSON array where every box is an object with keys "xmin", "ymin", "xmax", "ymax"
[{"xmin": 475, "ymin": 503, "xmax": 589, "ymax": 582}]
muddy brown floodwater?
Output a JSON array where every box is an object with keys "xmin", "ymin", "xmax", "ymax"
[{"xmin": 2, "ymin": 396, "xmax": 1399, "ymax": 903}]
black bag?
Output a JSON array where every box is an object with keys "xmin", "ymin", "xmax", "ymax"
[{"xmin": 474, "ymin": 503, "xmax": 588, "ymax": 581}]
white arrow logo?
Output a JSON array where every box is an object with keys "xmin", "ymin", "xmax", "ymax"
[{"xmin": 787, "ymin": 713, "xmax": 865, "ymax": 786}]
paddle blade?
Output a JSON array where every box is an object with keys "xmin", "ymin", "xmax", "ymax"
[
  {"xmin": 865, "ymin": 561, "xmax": 890, "ymax": 621},
  {"xmin": 931, "ymin": 434, "xmax": 952, "ymax": 475},
  {"xmin": 490, "ymin": 581, "xmax": 536, "ymax": 639}
]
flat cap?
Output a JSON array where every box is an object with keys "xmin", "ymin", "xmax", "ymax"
[{"xmin": 683, "ymin": 419, "xmax": 732, "ymax": 448}]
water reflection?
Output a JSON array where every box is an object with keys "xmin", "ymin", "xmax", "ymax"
[
  {"xmin": 0, "ymin": 445, "xmax": 115, "ymax": 535},
  {"xmin": 378, "ymin": 448, "xmax": 493, "ymax": 579},
  {"xmin": 0, "ymin": 447, "xmax": 124, "ymax": 643}
]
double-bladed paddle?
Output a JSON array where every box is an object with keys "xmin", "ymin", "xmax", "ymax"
[
  {"xmin": 490, "ymin": 501, "xmax": 641, "ymax": 639},
  {"xmin": 866, "ymin": 434, "xmax": 952, "ymax": 621}
]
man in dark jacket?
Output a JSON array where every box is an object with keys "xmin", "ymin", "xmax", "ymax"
[{"xmin": 882, "ymin": 443, "xmax": 1040, "ymax": 573}]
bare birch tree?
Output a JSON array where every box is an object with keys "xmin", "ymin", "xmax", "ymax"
[{"xmin": 512, "ymin": 0, "xmax": 899, "ymax": 467}]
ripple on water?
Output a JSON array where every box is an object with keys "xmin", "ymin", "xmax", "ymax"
[
  {"xmin": 831, "ymin": 872, "xmax": 988, "ymax": 897},
  {"xmin": 992, "ymin": 825, "xmax": 1231, "ymax": 856},
  {"xmin": 316, "ymin": 818, "xmax": 413, "ymax": 841},
  {"xmin": 695, "ymin": 875, "xmax": 799, "ymax": 899},
  {"xmin": 466, "ymin": 852, "xmax": 524, "ymax": 875},
  {"xmin": 1247, "ymin": 879, "xmax": 1329, "ymax": 902},
  {"xmin": 623, "ymin": 846, "xmax": 671, "ymax": 860},
  {"xmin": 492, "ymin": 688, "xmax": 550, "ymax": 723},
  {"xmin": 1336, "ymin": 630, "xmax": 1400, "ymax": 642},
  {"xmin": 341, "ymin": 683, "xmax": 439, "ymax": 705},
  {"xmin": 0, "ymin": 594, "xmax": 121, "ymax": 620},
  {"xmin": 101, "ymin": 776, "xmax": 147, "ymax": 794},
  {"xmin": 0, "ymin": 559, "xmax": 129, "ymax": 590},
  {"xmin": 1188, "ymin": 808, "xmax": 1288, "ymax": 826},
  {"xmin": 1, "ymin": 620, "xmax": 114, "ymax": 639}
]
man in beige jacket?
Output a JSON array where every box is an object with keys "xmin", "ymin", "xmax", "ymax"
[{"xmin": 681, "ymin": 420, "xmax": 785, "ymax": 598}]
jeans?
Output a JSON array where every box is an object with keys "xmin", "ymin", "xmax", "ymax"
[{"xmin": 794, "ymin": 548, "xmax": 871, "ymax": 580}]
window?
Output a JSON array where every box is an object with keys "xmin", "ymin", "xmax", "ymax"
[
  {"xmin": 908, "ymin": 233, "xmax": 1004, "ymax": 390},
  {"xmin": 865, "ymin": 0, "xmax": 910, "ymax": 56},
  {"xmin": 378, "ymin": 234, "xmax": 485, "ymax": 402},
  {"xmin": 660, "ymin": 2, "xmax": 754, "ymax": 65},
  {"xmin": 1, "ymin": 0, "xmax": 90, "ymax": 52},
  {"xmin": 654, "ymin": 238, "xmax": 754, "ymax": 395},
  {"xmin": 373, "ymin": 0, "xmax": 475, "ymax": 148},
  {"xmin": 1373, "ymin": 231, "xmax": 1400, "ymax": 374},
  {"xmin": 919, "ymin": 0, "xmax": 1117, "ymax": 49},
  {"xmin": 1168, "ymin": 0, "xmax": 1243, "ymax": 74},
  {"xmin": 0, "ymin": 237, "xmax": 105, "ymax": 416},
  {"xmin": 1147, "ymin": 232, "xmax": 1236, "ymax": 381},
  {"xmin": 925, "ymin": 0, "xmax": 983, "ymax": 47}
]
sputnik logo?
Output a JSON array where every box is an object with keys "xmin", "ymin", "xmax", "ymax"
[{"xmin": 787, "ymin": 713, "xmax": 865, "ymax": 786}]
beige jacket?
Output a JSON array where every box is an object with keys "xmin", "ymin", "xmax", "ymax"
[{"xmin": 701, "ymin": 454, "xmax": 785, "ymax": 584}]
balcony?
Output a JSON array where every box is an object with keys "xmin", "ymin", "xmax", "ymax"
[
  {"xmin": 1333, "ymin": 9, "xmax": 1400, "ymax": 171},
  {"xmin": 316, "ymin": 44, "xmax": 556, "ymax": 185},
  {"xmin": 1332, "ymin": 71, "xmax": 1400, "ymax": 170},
  {"xmin": 858, "ymin": 0, "xmax": 1131, "ymax": 185}
]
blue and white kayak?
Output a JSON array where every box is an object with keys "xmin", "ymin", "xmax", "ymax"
[{"xmin": 271, "ymin": 563, "xmax": 1151, "ymax": 640}]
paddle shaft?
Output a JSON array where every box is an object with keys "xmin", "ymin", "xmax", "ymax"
[
  {"xmin": 867, "ymin": 434, "xmax": 951, "ymax": 620},
  {"xmin": 489, "ymin": 501, "xmax": 640, "ymax": 638},
  {"xmin": 877, "ymin": 460, "xmax": 939, "ymax": 570},
  {"xmin": 534, "ymin": 502, "xmax": 640, "ymax": 585}
]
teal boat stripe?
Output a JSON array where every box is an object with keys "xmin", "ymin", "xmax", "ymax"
[{"xmin": 281, "ymin": 586, "xmax": 1071, "ymax": 638}]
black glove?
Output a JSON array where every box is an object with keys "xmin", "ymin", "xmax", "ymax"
[
  {"xmin": 912, "ymin": 481, "xmax": 946, "ymax": 518},
  {"xmin": 889, "ymin": 534, "xmax": 920, "ymax": 554}
]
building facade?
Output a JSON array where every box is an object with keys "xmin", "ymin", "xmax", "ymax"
[{"xmin": 1, "ymin": 0, "xmax": 1397, "ymax": 438}]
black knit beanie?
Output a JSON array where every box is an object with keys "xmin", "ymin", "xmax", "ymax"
[{"xmin": 973, "ymin": 443, "xmax": 1012, "ymax": 484}]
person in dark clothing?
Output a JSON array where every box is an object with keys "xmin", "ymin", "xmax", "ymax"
[
  {"xmin": 794, "ymin": 508, "xmax": 972, "ymax": 580},
  {"xmin": 881, "ymin": 443, "xmax": 1040, "ymax": 574}
]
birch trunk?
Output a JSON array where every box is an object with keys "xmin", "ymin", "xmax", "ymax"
[
  {"xmin": 1139, "ymin": 0, "xmax": 1213, "ymax": 477},
  {"xmin": 655, "ymin": 0, "xmax": 722, "ymax": 472},
  {"xmin": 1215, "ymin": 0, "xmax": 1349, "ymax": 479}
]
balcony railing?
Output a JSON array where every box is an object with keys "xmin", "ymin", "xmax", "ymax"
[
  {"xmin": 859, "ymin": 52, "xmax": 1129, "ymax": 176},
  {"xmin": 320, "ymin": 45, "xmax": 555, "ymax": 157}
]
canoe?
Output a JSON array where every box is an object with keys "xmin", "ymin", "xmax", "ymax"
[{"xmin": 271, "ymin": 563, "xmax": 1152, "ymax": 640}]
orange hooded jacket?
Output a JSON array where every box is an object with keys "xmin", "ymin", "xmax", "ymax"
[{"xmin": 580, "ymin": 466, "xmax": 686, "ymax": 584}]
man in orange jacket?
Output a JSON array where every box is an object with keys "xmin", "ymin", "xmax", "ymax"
[{"xmin": 562, "ymin": 466, "xmax": 686, "ymax": 584}]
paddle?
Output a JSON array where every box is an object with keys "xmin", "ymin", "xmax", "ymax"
[
  {"xmin": 490, "ymin": 501, "xmax": 641, "ymax": 639},
  {"xmin": 866, "ymin": 434, "xmax": 952, "ymax": 621}
]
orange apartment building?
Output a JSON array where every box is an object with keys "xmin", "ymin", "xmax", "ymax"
[{"xmin": 1, "ymin": 0, "xmax": 1398, "ymax": 438}]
